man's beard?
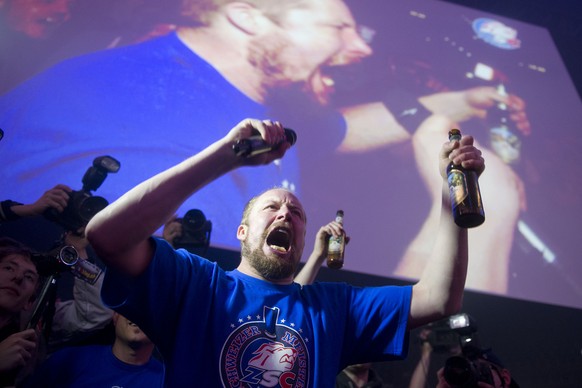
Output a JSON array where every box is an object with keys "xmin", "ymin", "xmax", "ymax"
[
  {"xmin": 248, "ymin": 34, "xmax": 328, "ymax": 105},
  {"xmin": 242, "ymin": 239, "xmax": 297, "ymax": 281}
]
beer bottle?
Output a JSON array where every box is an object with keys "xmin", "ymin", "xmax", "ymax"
[
  {"xmin": 488, "ymin": 84, "xmax": 522, "ymax": 164},
  {"xmin": 447, "ymin": 129, "xmax": 485, "ymax": 228},
  {"xmin": 326, "ymin": 210, "xmax": 345, "ymax": 269}
]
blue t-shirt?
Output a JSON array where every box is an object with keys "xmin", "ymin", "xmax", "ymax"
[
  {"xmin": 102, "ymin": 238, "xmax": 411, "ymax": 387},
  {"xmin": 0, "ymin": 32, "xmax": 331, "ymax": 248},
  {"xmin": 25, "ymin": 344, "xmax": 164, "ymax": 387}
]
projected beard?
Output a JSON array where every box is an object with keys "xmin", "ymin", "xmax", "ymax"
[
  {"xmin": 241, "ymin": 231, "xmax": 298, "ymax": 281},
  {"xmin": 248, "ymin": 32, "xmax": 331, "ymax": 106}
]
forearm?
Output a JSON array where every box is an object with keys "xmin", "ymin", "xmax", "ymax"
[
  {"xmin": 408, "ymin": 345, "xmax": 433, "ymax": 388},
  {"xmin": 294, "ymin": 253, "xmax": 325, "ymax": 285},
  {"xmin": 338, "ymin": 102, "xmax": 411, "ymax": 152},
  {"xmin": 411, "ymin": 184, "xmax": 467, "ymax": 327},
  {"xmin": 86, "ymin": 137, "xmax": 240, "ymax": 274}
]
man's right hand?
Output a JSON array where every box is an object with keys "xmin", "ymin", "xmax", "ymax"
[{"xmin": 225, "ymin": 118, "xmax": 291, "ymax": 166}]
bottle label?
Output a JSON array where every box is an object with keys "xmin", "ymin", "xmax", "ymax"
[
  {"xmin": 329, "ymin": 236, "xmax": 343, "ymax": 253},
  {"xmin": 71, "ymin": 259, "xmax": 102, "ymax": 285},
  {"xmin": 448, "ymin": 169, "xmax": 469, "ymax": 205}
]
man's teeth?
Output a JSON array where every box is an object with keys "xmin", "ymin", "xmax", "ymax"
[{"xmin": 270, "ymin": 244, "xmax": 288, "ymax": 252}]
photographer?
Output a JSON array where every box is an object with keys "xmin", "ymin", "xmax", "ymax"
[
  {"xmin": 0, "ymin": 184, "xmax": 71, "ymax": 223},
  {"xmin": 1, "ymin": 183, "xmax": 114, "ymax": 349},
  {"xmin": 0, "ymin": 238, "xmax": 42, "ymax": 387},
  {"xmin": 48, "ymin": 230, "xmax": 113, "ymax": 350},
  {"xmin": 435, "ymin": 346, "xmax": 516, "ymax": 388},
  {"xmin": 161, "ymin": 210, "xmax": 212, "ymax": 255},
  {"xmin": 409, "ymin": 317, "xmax": 518, "ymax": 388}
]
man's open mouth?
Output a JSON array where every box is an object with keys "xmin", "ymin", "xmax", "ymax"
[{"xmin": 266, "ymin": 227, "xmax": 292, "ymax": 253}]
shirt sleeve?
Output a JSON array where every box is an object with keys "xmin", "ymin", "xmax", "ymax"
[{"xmin": 343, "ymin": 284, "xmax": 412, "ymax": 364}]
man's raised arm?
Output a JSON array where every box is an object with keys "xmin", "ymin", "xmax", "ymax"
[
  {"xmin": 86, "ymin": 119, "xmax": 291, "ymax": 276},
  {"xmin": 408, "ymin": 118, "xmax": 485, "ymax": 329}
]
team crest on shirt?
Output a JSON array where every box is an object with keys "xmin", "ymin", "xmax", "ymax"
[{"xmin": 220, "ymin": 306, "xmax": 309, "ymax": 387}]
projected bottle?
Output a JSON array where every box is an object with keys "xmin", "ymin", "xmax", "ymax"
[
  {"xmin": 488, "ymin": 84, "xmax": 521, "ymax": 164},
  {"xmin": 447, "ymin": 129, "xmax": 485, "ymax": 228},
  {"xmin": 326, "ymin": 210, "xmax": 345, "ymax": 269}
]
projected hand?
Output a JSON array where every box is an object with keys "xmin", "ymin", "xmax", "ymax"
[{"xmin": 419, "ymin": 86, "xmax": 531, "ymax": 136}]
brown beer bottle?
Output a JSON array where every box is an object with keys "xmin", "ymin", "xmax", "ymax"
[
  {"xmin": 446, "ymin": 129, "xmax": 485, "ymax": 228},
  {"xmin": 326, "ymin": 210, "xmax": 345, "ymax": 269}
]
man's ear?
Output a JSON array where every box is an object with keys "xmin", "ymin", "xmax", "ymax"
[
  {"xmin": 223, "ymin": 2, "xmax": 264, "ymax": 35},
  {"xmin": 237, "ymin": 224, "xmax": 248, "ymax": 241}
]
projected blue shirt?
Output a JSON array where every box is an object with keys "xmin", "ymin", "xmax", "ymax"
[
  {"xmin": 0, "ymin": 32, "xmax": 333, "ymax": 248},
  {"xmin": 102, "ymin": 238, "xmax": 411, "ymax": 387}
]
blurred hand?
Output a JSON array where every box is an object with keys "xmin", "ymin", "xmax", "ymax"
[
  {"xmin": 420, "ymin": 86, "xmax": 531, "ymax": 136},
  {"xmin": 162, "ymin": 215, "xmax": 183, "ymax": 245},
  {"xmin": 0, "ymin": 329, "xmax": 37, "ymax": 373}
]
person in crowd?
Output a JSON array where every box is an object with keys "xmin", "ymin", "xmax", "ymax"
[
  {"xmin": 0, "ymin": 185, "xmax": 115, "ymax": 350},
  {"xmin": 435, "ymin": 346, "xmax": 517, "ymax": 388},
  {"xmin": 0, "ymin": 238, "xmax": 41, "ymax": 387},
  {"xmin": 49, "ymin": 230, "xmax": 114, "ymax": 350},
  {"xmin": 23, "ymin": 312, "xmax": 164, "ymax": 387},
  {"xmin": 336, "ymin": 363, "xmax": 389, "ymax": 388},
  {"xmin": 0, "ymin": 0, "xmax": 528, "ymax": 295},
  {"xmin": 85, "ymin": 118, "xmax": 484, "ymax": 386}
]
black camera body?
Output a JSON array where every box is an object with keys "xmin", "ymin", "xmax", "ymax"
[
  {"xmin": 44, "ymin": 156, "xmax": 120, "ymax": 231},
  {"xmin": 32, "ymin": 245, "xmax": 79, "ymax": 277},
  {"xmin": 443, "ymin": 346, "xmax": 495, "ymax": 388},
  {"xmin": 45, "ymin": 190, "xmax": 109, "ymax": 232},
  {"xmin": 426, "ymin": 313, "xmax": 478, "ymax": 354},
  {"xmin": 173, "ymin": 209, "xmax": 212, "ymax": 252}
]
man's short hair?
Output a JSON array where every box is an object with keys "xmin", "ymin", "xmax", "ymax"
[
  {"xmin": 240, "ymin": 186, "xmax": 304, "ymax": 226},
  {"xmin": 0, "ymin": 237, "xmax": 42, "ymax": 295},
  {"xmin": 0, "ymin": 237, "xmax": 34, "ymax": 263},
  {"xmin": 181, "ymin": 0, "xmax": 311, "ymax": 26}
]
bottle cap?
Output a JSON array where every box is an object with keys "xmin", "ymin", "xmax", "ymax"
[{"xmin": 449, "ymin": 129, "xmax": 462, "ymax": 141}]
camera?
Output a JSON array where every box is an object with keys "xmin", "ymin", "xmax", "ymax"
[
  {"xmin": 32, "ymin": 245, "xmax": 79, "ymax": 277},
  {"xmin": 443, "ymin": 346, "xmax": 495, "ymax": 388},
  {"xmin": 44, "ymin": 156, "xmax": 120, "ymax": 231},
  {"xmin": 426, "ymin": 313, "xmax": 478, "ymax": 353},
  {"xmin": 173, "ymin": 209, "xmax": 212, "ymax": 252}
]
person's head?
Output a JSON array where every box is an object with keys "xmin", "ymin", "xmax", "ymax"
[
  {"xmin": 436, "ymin": 347, "xmax": 515, "ymax": 388},
  {"xmin": 0, "ymin": 238, "xmax": 40, "ymax": 321},
  {"xmin": 112, "ymin": 312, "xmax": 154, "ymax": 349},
  {"xmin": 182, "ymin": 0, "xmax": 373, "ymax": 104},
  {"xmin": 343, "ymin": 363, "xmax": 373, "ymax": 375},
  {"xmin": 0, "ymin": 0, "xmax": 74, "ymax": 39},
  {"xmin": 237, "ymin": 188, "xmax": 306, "ymax": 283}
]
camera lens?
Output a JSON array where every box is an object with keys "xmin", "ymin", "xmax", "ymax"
[
  {"xmin": 182, "ymin": 209, "xmax": 207, "ymax": 232},
  {"xmin": 58, "ymin": 246, "xmax": 79, "ymax": 266},
  {"xmin": 77, "ymin": 195, "xmax": 108, "ymax": 222}
]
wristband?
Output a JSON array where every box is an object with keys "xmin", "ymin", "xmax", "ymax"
[
  {"xmin": 0, "ymin": 200, "xmax": 23, "ymax": 221},
  {"xmin": 383, "ymin": 89, "xmax": 432, "ymax": 133}
]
